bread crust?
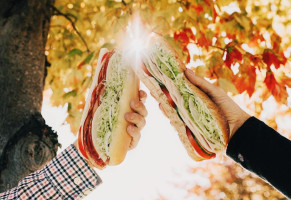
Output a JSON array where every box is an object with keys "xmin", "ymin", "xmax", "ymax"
[{"xmin": 108, "ymin": 67, "xmax": 139, "ymax": 165}]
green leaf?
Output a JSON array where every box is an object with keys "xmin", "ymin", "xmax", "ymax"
[
  {"xmin": 68, "ymin": 48, "xmax": 83, "ymax": 57},
  {"xmin": 84, "ymin": 52, "xmax": 94, "ymax": 64},
  {"xmin": 67, "ymin": 102, "xmax": 72, "ymax": 111},
  {"xmin": 63, "ymin": 90, "xmax": 77, "ymax": 98}
]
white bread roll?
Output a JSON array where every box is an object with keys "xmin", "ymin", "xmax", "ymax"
[{"xmin": 81, "ymin": 49, "xmax": 139, "ymax": 168}]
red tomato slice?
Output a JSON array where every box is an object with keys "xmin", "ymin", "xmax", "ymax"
[
  {"xmin": 141, "ymin": 64, "xmax": 152, "ymax": 77},
  {"xmin": 78, "ymin": 127, "xmax": 89, "ymax": 160},
  {"xmin": 161, "ymin": 86, "xmax": 176, "ymax": 108},
  {"xmin": 186, "ymin": 127, "xmax": 216, "ymax": 159}
]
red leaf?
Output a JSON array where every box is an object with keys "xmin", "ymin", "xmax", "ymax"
[
  {"xmin": 184, "ymin": 28, "xmax": 195, "ymax": 41},
  {"xmin": 265, "ymin": 71, "xmax": 276, "ymax": 90},
  {"xmin": 233, "ymin": 65, "xmax": 256, "ymax": 97},
  {"xmin": 192, "ymin": 5, "xmax": 204, "ymax": 14},
  {"xmin": 212, "ymin": 6, "xmax": 217, "ymax": 22},
  {"xmin": 225, "ymin": 46, "xmax": 242, "ymax": 69},
  {"xmin": 226, "ymin": 33, "xmax": 236, "ymax": 39},
  {"xmin": 263, "ymin": 49, "xmax": 286, "ymax": 69},
  {"xmin": 186, "ymin": 52, "xmax": 191, "ymax": 63},
  {"xmin": 203, "ymin": 0, "xmax": 211, "ymax": 7},
  {"xmin": 264, "ymin": 71, "xmax": 288, "ymax": 104},
  {"xmin": 174, "ymin": 31, "xmax": 189, "ymax": 44},
  {"xmin": 182, "ymin": 46, "xmax": 191, "ymax": 63},
  {"xmin": 248, "ymin": 54, "xmax": 261, "ymax": 69}
]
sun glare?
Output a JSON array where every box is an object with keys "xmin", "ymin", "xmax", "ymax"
[{"xmin": 118, "ymin": 15, "xmax": 153, "ymax": 68}]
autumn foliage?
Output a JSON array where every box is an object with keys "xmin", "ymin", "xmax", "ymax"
[{"xmin": 45, "ymin": 0, "xmax": 291, "ymax": 199}]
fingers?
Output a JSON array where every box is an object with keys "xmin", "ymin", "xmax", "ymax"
[
  {"xmin": 130, "ymin": 100, "xmax": 148, "ymax": 117},
  {"xmin": 125, "ymin": 90, "xmax": 147, "ymax": 150},
  {"xmin": 185, "ymin": 69, "xmax": 218, "ymax": 97},
  {"xmin": 124, "ymin": 112, "xmax": 146, "ymax": 129},
  {"xmin": 139, "ymin": 90, "xmax": 147, "ymax": 104},
  {"xmin": 126, "ymin": 125, "xmax": 141, "ymax": 149}
]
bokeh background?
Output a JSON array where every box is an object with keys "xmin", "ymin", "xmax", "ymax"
[{"xmin": 43, "ymin": 0, "xmax": 291, "ymax": 199}]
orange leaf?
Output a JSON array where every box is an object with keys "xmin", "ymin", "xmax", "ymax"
[
  {"xmin": 264, "ymin": 71, "xmax": 288, "ymax": 104},
  {"xmin": 278, "ymin": 73, "xmax": 291, "ymax": 88},
  {"xmin": 233, "ymin": 65, "xmax": 256, "ymax": 97},
  {"xmin": 197, "ymin": 33, "xmax": 212, "ymax": 50},
  {"xmin": 271, "ymin": 33, "xmax": 282, "ymax": 53}
]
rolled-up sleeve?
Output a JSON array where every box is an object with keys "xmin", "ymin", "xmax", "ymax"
[{"xmin": 0, "ymin": 144, "xmax": 102, "ymax": 200}]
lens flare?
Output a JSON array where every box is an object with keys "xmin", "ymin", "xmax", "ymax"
[{"xmin": 118, "ymin": 15, "xmax": 153, "ymax": 69}]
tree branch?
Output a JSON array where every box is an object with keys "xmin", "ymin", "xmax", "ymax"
[
  {"xmin": 209, "ymin": 45, "xmax": 225, "ymax": 51},
  {"xmin": 51, "ymin": 6, "xmax": 90, "ymax": 52}
]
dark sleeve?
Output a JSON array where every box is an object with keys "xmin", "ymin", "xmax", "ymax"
[{"xmin": 226, "ymin": 116, "xmax": 291, "ymax": 198}]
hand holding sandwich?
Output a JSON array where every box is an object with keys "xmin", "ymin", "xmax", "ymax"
[
  {"xmin": 77, "ymin": 49, "xmax": 147, "ymax": 169},
  {"xmin": 184, "ymin": 69, "xmax": 250, "ymax": 138},
  {"xmin": 124, "ymin": 90, "xmax": 147, "ymax": 150},
  {"xmin": 74, "ymin": 90, "xmax": 147, "ymax": 165}
]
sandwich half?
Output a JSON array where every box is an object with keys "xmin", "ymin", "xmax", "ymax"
[
  {"xmin": 137, "ymin": 35, "xmax": 229, "ymax": 161},
  {"xmin": 78, "ymin": 48, "xmax": 139, "ymax": 169}
]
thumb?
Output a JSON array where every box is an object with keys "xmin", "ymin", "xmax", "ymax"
[{"xmin": 185, "ymin": 69, "xmax": 217, "ymax": 97}]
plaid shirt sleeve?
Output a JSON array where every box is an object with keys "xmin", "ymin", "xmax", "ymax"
[{"xmin": 0, "ymin": 144, "xmax": 102, "ymax": 200}]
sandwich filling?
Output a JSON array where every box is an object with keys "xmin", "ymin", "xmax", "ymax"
[
  {"xmin": 142, "ymin": 42, "xmax": 225, "ymax": 153},
  {"xmin": 91, "ymin": 51, "xmax": 128, "ymax": 162},
  {"xmin": 81, "ymin": 51, "xmax": 113, "ymax": 167},
  {"xmin": 81, "ymin": 50, "xmax": 128, "ymax": 166}
]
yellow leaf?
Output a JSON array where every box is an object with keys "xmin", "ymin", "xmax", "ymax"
[{"xmin": 218, "ymin": 78, "xmax": 238, "ymax": 94}]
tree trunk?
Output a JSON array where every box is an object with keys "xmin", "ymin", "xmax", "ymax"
[{"xmin": 0, "ymin": 0, "xmax": 59, "ymax": 192}]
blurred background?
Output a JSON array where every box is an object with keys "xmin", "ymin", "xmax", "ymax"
[{"xmin": 43, "ymin": 0, "xmax": 291, "ymax": 199}]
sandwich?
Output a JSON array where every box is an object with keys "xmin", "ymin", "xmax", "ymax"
[
  {"xmin": 78, "ymin": 48, "xmax": 139, "ymax": 169},
  {"xmin": 137, "ymin": 35, "xmax": 229, "ymax": 161}
]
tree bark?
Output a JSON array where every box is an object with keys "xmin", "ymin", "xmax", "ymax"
[{"xmin": 0, "ymin": 0, "xmax": 59, "ymax": 192}]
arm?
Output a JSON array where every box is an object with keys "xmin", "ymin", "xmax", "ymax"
[
  {"xmin": 0, "ymin": 144, "xmax": 101, "ymax": 200},
  {"xmin": 0, "ymin": 90, "xmax": 147, "ymax": 200},
  {"xmin": 185, "ymin": 69, "xmax": 291, "ymax": 198},
  {"xmin": 226, "ymin": 117, "xmax": 291, "ymax": 198}
]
